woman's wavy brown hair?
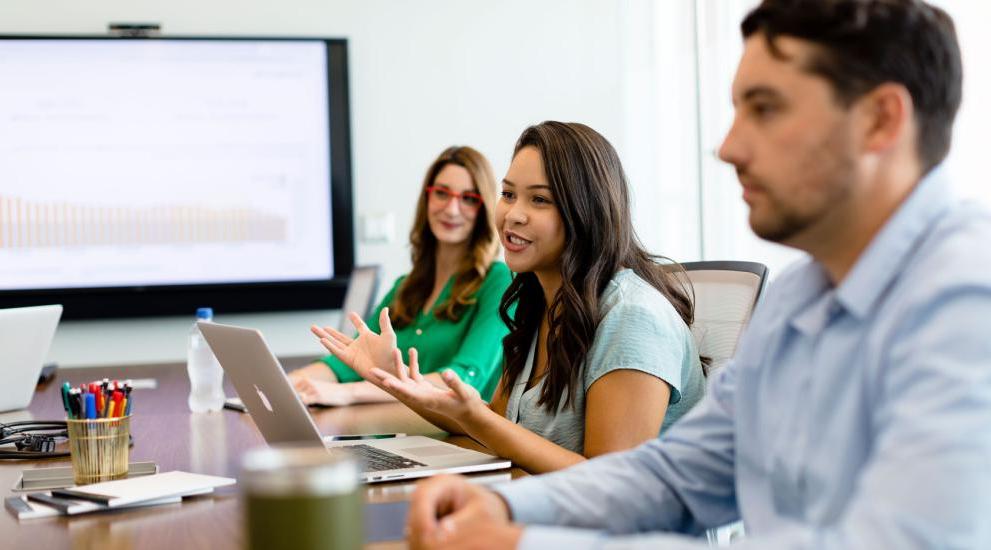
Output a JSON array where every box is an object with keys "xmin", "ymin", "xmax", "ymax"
[
  {"xmin": 499, "ymin": 121, "xmax": 700, "ymax": 410},
  {"xmin": 390, "ymin": 146, "xmax": 500, "ymax": 327}
]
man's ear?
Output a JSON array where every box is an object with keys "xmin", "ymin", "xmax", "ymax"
[{"xmin": 858, "ymin": 82, "xmax": 915, "ymax": 155}]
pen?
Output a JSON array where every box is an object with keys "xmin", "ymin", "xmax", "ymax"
[
  {"xmin": 124, "ymin": 382, "xmax": 133, "ymax": 416},
  {"xmin": 61, "ymin": 382, "xmax": 72, "ymax": 419},
  {"xmin": 102, "ymin": 383, "xmax": 112, "ymax": 418}
]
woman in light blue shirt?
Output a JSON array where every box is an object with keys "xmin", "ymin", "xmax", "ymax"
[{"xmin": 317, "ymin": 122, "xmax": 705, "ymax": 473}]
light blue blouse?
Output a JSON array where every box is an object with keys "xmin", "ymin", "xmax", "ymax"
[{"xmin": 503, "ymin": 269, "xmax": 705, "ymax": 454}]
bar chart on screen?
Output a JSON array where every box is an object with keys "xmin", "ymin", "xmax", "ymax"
[
  {"xmin": 0, "ymin": 174, "xmax": 330, "ymax": 291},
  {"xmin": 0, "ymin": 195, "xmax": 287, "ymax": 249}
]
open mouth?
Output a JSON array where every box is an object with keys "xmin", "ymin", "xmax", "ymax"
[{"xmin": 503, "ymin": 231, "xmax": 532, "ymax": 252}]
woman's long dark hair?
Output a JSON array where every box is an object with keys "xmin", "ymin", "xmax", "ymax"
[{"xmin": 498, "ymin": 121, "xmax": 698, "ymax": 411}]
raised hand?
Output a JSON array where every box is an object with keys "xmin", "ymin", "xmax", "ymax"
[
  {"xmin": 312, "ymin": 308, "xmax": 399, "ymax": 380},
  {"xmin": 368, "ymin": 348, "xmax": 485, "ymax": 423}
]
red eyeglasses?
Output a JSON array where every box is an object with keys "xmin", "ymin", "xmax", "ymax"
[{"xmin": 425, "ymin": 186, "xmax": 483, "ymax": 211}]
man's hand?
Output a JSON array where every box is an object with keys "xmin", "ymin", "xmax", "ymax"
[
  {"xmin": 407, "ymin": 475, "xmax": 520, "ymax": 550},
  {"xmin": 410, "ymin": 519, "xmax": 523, "ymax": 550}
]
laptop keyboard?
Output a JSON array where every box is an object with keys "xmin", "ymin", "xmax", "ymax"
[{"xmin": 332, "ymin": 444, "xmax": 427, "ymax": 472}]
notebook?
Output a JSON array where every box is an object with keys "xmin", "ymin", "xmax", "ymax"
[
  {"xmin": 6, "ymin": 494, "xmax": 181, "ymax": 519},
  {"xmin": 51, "ymin": 471, "xmax": 235, "ymax": 507}
]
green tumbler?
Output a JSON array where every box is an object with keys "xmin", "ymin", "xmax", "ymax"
[{"xmin": 241, "ymin": 446, "xmax": 362, "ymax": 550}]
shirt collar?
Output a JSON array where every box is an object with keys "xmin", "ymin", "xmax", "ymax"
[
  {"xmin": 780, "ymin": 258, "xmax": 833, "ymax": 335},
  {"xmin": 834, "ymin": 167, "xmax": 954, "ymax": 319}
]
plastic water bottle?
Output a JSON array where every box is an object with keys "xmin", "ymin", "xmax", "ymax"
[{"xmin": 187, "ymin": 307, "xmax": 225, "ymax": 412}]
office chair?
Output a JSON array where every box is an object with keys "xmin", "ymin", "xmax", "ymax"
[
  {"xmin": 338, "ymin": 265, "xmax": 381, "ymax": 333},
  {"xmin": 678, "ymin": 261, "xmax": 768, "ymax": 376},
  {"xmin": 674, "ymin": 261, "xmax": 767, "ymax": 546}
]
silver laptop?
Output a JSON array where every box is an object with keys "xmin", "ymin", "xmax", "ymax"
[
  {"xmin": 197, "ymin": 321, "xmax": 511, "ymax": 483},
  {"xmin": 0, "ymin": 304, "xmax": 63, "ymax": 412}
]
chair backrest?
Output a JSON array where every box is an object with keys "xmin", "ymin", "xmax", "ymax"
[
  {"xmin": 338, "ymin": 265, "xmax": 381, "ymax": 333},
  {"xmin": 678, "ymin": 261, "xmax": 768, "ymax": 375}
]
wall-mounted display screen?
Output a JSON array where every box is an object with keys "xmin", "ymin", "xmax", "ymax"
[{"xmin": 0, "ymin": 36, "xmax": 354, "ymax": 318}]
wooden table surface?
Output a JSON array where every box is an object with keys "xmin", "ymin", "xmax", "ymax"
[{"xmin": 0, "ymin": 361, "xmax": 525, "ymax": 549}]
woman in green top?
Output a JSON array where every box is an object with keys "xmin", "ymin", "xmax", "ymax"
[{"xmin": 288, "ymin": 146, "xmax": 512, "ymax": 405}]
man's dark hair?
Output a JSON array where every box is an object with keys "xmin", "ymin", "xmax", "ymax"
[{"xmin": 742, "ymin": 0, "xmax": 962, "ymax": 174}]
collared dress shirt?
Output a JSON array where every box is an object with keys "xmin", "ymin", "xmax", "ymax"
[{"xmin": 495, "ymin": 170, "xmax": 991, "ymax": 549}]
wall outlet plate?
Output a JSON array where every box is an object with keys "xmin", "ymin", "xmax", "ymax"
[{"xmin": 361, "ymin": 212, "xmax": 395, "ymax": 244}]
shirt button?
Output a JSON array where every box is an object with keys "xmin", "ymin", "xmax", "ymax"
[{"xmin": 415, "ymin": 329, "xmax": 423, "ymax": 336}]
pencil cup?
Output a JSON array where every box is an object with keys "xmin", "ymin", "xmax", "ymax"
[
  {"xmin": 241, "ymin": 446, "xmax": 362, "ymax": 550},
  {"xmin": 66, "ymin": 416, "xmax": 131, "ymax": 485}
]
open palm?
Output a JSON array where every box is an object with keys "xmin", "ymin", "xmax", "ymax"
[
  {"xmin": 369, "ymin": 347, "xmax": 484, "ymax": 423},
  {"xmin": 312, "ymin": 308, "xmax": 399, "ymax": 380}
]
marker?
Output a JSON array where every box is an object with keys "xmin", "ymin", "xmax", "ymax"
[
  {"xmin": 67, "ymin": 388, "xmax": 80, "ymax": 419},
  {"xmin": 84, "ymin": 393, "xmax": 97, "ymax": 419},
  {"xmin": 111, "ymin": 391, "xmax": 124, "ymax": 418},
  {"xmin": 61, "ymin": 382, "xmax": 72, "ymax": 419}
]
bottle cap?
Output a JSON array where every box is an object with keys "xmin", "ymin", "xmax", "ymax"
[{"xmin": 196, "ymin": 307, "xmax": 214, "ymax": 320}]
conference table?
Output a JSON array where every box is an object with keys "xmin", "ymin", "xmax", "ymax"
[{"xmin": 0, "ymin": 361, "xmax": 527, "ymax": 549}]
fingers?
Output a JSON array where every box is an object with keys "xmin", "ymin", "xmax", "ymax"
[
  {"xmin": 295, "ymin": 379, "xmax": 316, "ymax": 404},
  {"xmin": 408, "ymin": 475, "xmax": 469, "ymax": 541},
  {"xmin": 437, "ymin": 505, "xmax": 486, "ymax": 541},
  {"xmin": 311, "ymin": 324, "xmax": 349, "ymax": 347},
  {"xmin": 394, "ymin": 349, "xmax": 412, "ymax": 383},
  {"xmin": 348, "ymin": 312, "xmax": 370, "ymax": 334},
  {"xmin": 371, "ymin": 368, "xmax": 420, "ymax": 404},
  {"xmin": 310, "ymin": 324, "xmax": 328, "ymax": 337},
  {"xmin": 380, "ymin": 307, "xmax": 396, "ymax": 338},
  {"xmin": 310, "ymin": 324, "xmax": 335, "ymax": 342},
  {"xmin": 441, "ymin": 369, "xmax": 473, "ymax": 402},
  {"xmin": 408, "ymin": 348, "xmax": 423, "ymax": 382},
  {"xmin": 319, "ymin": 336, "xmax": 348, "ymax": 358},
  {"xmin": 326, "ymin": 326, "xmax": 354, "ymax": 345},
  {"xmin": 312, "ymin": 325, "xmax": 349, "ymax": 354},
  {"xmin": 369, "ymin": 365, "xmax": 402, "ymax": 388}
]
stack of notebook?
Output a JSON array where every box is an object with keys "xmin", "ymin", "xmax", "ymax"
[{"xmin": 5, "ymin": 471, "xmax": 236, "ymax": 520}]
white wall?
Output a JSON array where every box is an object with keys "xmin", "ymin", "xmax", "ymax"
[
  {"xmin": 0, "ymin": 0, "xmax": 634, "ymax": 366},
  {"xmin": 930, "ymin": 0, "xmax": 991, "ymax": 205},
  {"xmin": 695, "ymin": 0, "xmax": 803, "ymax": 279}
]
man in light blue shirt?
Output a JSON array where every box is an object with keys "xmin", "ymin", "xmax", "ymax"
[{"xmin": 404, "ymin": 1, "xmax": 991, "ymax": 548}]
